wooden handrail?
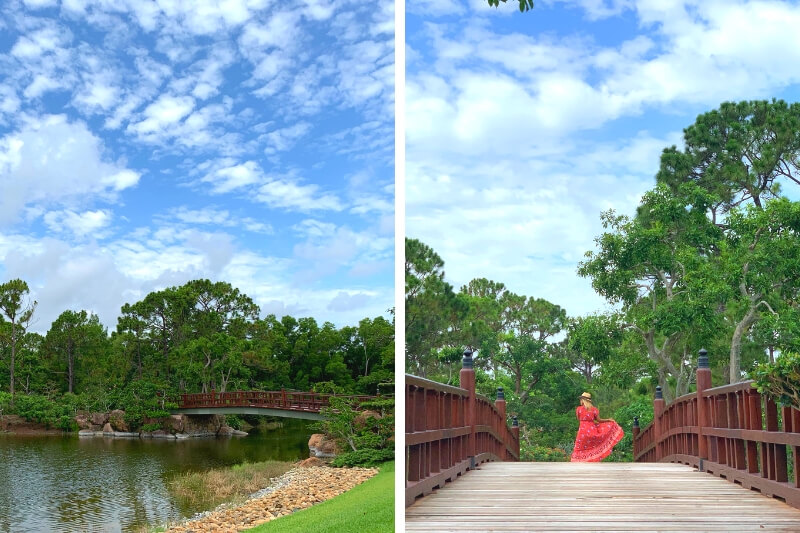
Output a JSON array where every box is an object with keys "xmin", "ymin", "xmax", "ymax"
[
  {"xmin": 405, "ymin": 351, "xmax": 520, "ymax": 507},
  {"xmin": 633, "ymin": 349, "xmax": 800, "ymax": 509},
  {"xmin": 178, "ymin": 390, "xmax": 376, "ymax": 412}
]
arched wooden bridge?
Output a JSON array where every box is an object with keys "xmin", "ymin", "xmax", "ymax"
[
  {"xmin": 406, "ymin": 350, "xmax": 800, "ymax": 531},
  {"xmin": 175, "ymin": 390, "xmax": 375, "ymax": 421}
]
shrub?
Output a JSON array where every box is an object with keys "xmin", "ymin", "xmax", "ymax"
[
  {"xmin": 751, "ymin": 352, "xmax": 800, "ymax": 408},
  {"xmin": 330, "ymin": 448, "xmax": 394, "ymax": 467}
]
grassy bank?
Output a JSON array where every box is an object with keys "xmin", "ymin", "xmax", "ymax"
[
  {"xmin": 168, "ymin": 460, "xmax": 295, "ymax": 509},
  {"xmin": 248, "ymin": 462, "xmax": 394, "ymax": 533}
]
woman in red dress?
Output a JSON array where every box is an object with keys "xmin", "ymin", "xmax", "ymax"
[{"xmin": 570, "ymin": 392, "xmax": 624, "ymax": 462}]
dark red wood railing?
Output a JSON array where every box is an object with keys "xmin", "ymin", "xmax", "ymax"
[
  {"xmin": 634, "ymin": 349, "xmax": 800, "ymax": 508},
  {"xmin": 178, "ymin": 390, "xmax": 375, "ymax": 413},
  {"xmin": 405, "ymin": 350, "xmax": 520, "ymax": 506}
]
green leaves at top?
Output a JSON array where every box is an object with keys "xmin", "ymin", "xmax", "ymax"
[
  {"xmin": 657, "ymin": 99, "xmax": 800, "ymax": 220},
  {"xmin": 487, "ymin": 0, "xmax": 535, "ymax": 12}
]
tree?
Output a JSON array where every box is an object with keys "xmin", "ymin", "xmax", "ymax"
[
  {"xmin": 405, "ymin": 238, "xmax": 465, "ymax": 376},
  {"xmin": 719, "ymin": 199, "xmax": 800, "ymax": 382},
  {"xmin": 579, "ymin": 185, "xmax": 723, "ymax": 400},
  {"xmin": 0, "ymin": 279, "xmax": 37, "ymax": 397},
  {"xmin": 45, "ymin": 310, "xmax": 106, "ymax": 394},
  {"xmin": 658, "ymin": 99, "xmax": 800, "ymax": 221},
  {"xmin": 567, "ymin": 314, "xmax": 623, "ymax": 383}
]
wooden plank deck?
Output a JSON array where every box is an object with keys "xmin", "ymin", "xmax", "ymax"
[{"xmin": 406, "ymin": 462, "xmax": 800, "ymax": 532}]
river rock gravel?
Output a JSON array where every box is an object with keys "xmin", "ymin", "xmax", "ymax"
[{"xmin": 164, "ymin": 465, "xmax": 378, "ymax": 532}]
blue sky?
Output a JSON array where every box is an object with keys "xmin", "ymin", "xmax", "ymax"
[
  {"xmin": 0, "ymin": 0, "xmax": 394, "ymax": 333},
  {"xmin": 406, "ymin": 0, "xmax": 800, "ymax": 318}
]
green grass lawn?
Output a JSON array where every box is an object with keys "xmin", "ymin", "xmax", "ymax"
[{"xmin": 248, "ymin": 462, "xmax": 394, "ymax": 533}]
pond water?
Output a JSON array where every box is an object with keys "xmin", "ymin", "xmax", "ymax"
[{"xmin": 0, "ymin": 419, "xmax": 314, "ymax": 532}]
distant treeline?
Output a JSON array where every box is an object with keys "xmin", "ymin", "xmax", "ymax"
[{"xmin": 0, "ymin": 278, "xmax": 394, "ymax": 428}]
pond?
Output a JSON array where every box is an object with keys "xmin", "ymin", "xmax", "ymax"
[{"xmin": 0, "ymin": 419, "xmax": 314, "ymax": 532}]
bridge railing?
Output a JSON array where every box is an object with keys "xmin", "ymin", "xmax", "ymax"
[
  {"xmin": 178, "ymin": 390, "xmax": 375, "ymax": 412},
  {"xmin": 405, "ymin": 350, "xmax": 520, "ymax": 506},
  {"xmin": 634, "ymin": 349, "xmax": 800, "ymax": 509}
]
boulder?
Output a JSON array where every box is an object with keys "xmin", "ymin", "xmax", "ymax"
[
  {"xmin": 102, "ymin": 422, "xmax": 114, "ymax": 434},
  {"xmin": 165, "ymin": 414, "xmax": 185, "ymax": 433},
  {"xmin": 354, "ymin": 410, "xmax": 382, "ymax": 428},
  {"xmin": 183, "ymin": 414, "xmax": 225, "ymax": 435},
  {"xmin": 297, "ymin": 457, "xmax": 327, "ymax": 468},
  {"xmin": 75, "ymin": 413, "xmax": 91, "ymax": 430},
  {"xmin": 308, "ymin": 433, "xmax": 340, "ymax": 458},
  {"xmin": 218, "ymin": 426, "xmax": 235, "ymax": 436},
  {"xmin": 78, "ymin": 429, "xmax": 98, "ymax": 437},
  {"xmin": 91, "ymin": 412, "xmax": 108, "ymax": 426},
  {"xmin": 109, "ymin": 410, "xmax": 129, "ymax": 432}
]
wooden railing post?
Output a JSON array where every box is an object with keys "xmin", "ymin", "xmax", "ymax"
[
  {"xmin": 495, "ymin": 388, "xmax": 507, "ymax": 459},
  {"xmin": 495, "ymin": 387, "xmax": 506, "ymax": 421},
  {"xmin": 512, "ymin": 415, "xmax": 519, "ymax": 441},
  {"xmin": 696, "ymin": 348, "xmax": 711, "ymax": 469},
  {"xmin": 653, "ymin": 386, "xmax": 665, "ymax": 460},
  {"xmin": 460, "ymin": 349, "xmax": 477, "ymax": 468}
]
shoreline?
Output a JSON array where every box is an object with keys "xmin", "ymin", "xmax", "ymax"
[{"xmin": 163, "ymin": 464, "xmax": 379, "ymax": 532}]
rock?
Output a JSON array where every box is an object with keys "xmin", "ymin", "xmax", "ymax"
[
  {"xmin": 109, "ymin": 410, "xmax": 129, "ymax": 432},
  {"xmin": 354, "ymin": 410, "xmax": 382, "ymax": 428},
  {"xmin": 102, "ymin": 422, "xmax": 114, "ymax": 434},
  {"xmin": 75, "ymin": 412, "xmax": 91, "ymax": 429},
  {"xmin": 150, "ymin": 429, "xmax": 176, "ymax": 439},
  {"xmin": 166, "ymin": 414, "xmax": 185, "ymax": 433},
  {"xmin": 218, "ymin": 426, "xmax": 235, "ymax": 436},
  {"xmin": 308, "ymin": 433, "xmax": 339, "ymax": 458},
  {"xmin": 78, "ymin": 429, "xmax": 98, "ymax": 437},
  {"xmin": 164, "ymin": 465, "xmax": 379, "ymax": 532},
  {"xmin": 113, "ymin": 431, "xmax": 138, "ymax": 438},
  {"xmin": 91, "ymin": 412, "xmax": 108, "ymax": 426},
  {"xmin": 297, "ymin": 457, "xmax": 326, "ymax": 468},
  {"xmin": 231, "ymin": 429, "xmax": 248, "ymax": 436}
]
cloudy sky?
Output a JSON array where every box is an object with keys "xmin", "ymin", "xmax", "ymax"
[
  {"xmin": 0, "ymin": 0, "xmax": 394, "ymax": 333},
  {"xmin": 406, "ymin": 0, "xmax": 800, "ymax": 318}
]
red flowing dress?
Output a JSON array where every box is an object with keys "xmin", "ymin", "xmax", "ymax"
[{"xmin": 570, "ymin": 405, "xmax": 624, "ymax": 462}]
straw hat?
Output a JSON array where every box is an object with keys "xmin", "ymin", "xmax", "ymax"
[{"xmin": 579, "ymin": 392, "xmax": 593, "ymax": 403}]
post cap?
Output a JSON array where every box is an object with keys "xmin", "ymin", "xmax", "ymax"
[
  {"xmin": 655, "ymin": 386, "xmax": 663, "ymax": 400},
  {"xmin": 497, "ymin": 387, "xmax": 505, "ymax": 400},
  {"xmin": 512, "ymin": 415, "xmax": 518, "ymax": 427},
  {"xmin": 462, "ymin": 349, "xmax": 474, "ymax": 369},
  {"xmin": 698, "ymin": 348, "xmax": 709, "ymax": 369},
  {"xmin": 633, "ymin": 416, "xmax": 639, "ymax": 428}
]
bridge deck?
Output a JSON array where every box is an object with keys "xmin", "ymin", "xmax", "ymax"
[{"xmin": 406, "ymin": 462, "xmax": 800, "ymax": 532}]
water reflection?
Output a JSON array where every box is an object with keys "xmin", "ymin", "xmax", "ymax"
[{"xmin": 0, "ymin": 419, "xmax": 313, "ymax": 532}]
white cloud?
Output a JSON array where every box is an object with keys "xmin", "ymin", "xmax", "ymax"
[
  {"xmin": 407, "ymin": 2, "xmax": 800, "ymax": 158},
  {"xmin": 202, "ymin": 160, "xmax": 262, "ymax": 193},
  {"xmin": 264, "ymin": 122, "xmax": 312, "ymax": 153},
  {"xmin": 127, "ymin": 94, "xmax": 196, "ymax": 137},
  {"xmin": 43, "ymin": 209, "xmax": 112, "ymax": 239},
  {"xmin": 0, "ymin": 115, "xmax": 140, "ymax": 225},
  {"xmin": 256, "ymin": 175, "xmax": 343, "ymax": 212},
  {"xmin": 169, "ymin": 206, "xmax": 273, "ymax": 234}
]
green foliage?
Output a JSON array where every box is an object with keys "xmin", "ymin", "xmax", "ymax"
[
  {"xmin": 314, "ymin": 396, "xmax": 394, "ymax": 467},
  {"xmin": 8, "ymin": 393, "xmax": 80, "ymax": 430},
  {"xmin": 141, "ymin": 422, "xmax": 163, "ymax": 432},
  {"xmin": 523, "ymin": 444, "xmax": 568, "ymax": 462},
  {"xmin": 0, "ymin": 276, "xmax": 393, "ymax": 431},
  {"xmin": 751, "ymin": 352, "xmax": 800, "ymax": 408},
  {"xmin": 487, "ymin": 0, "xmax": 534, "ymax": 12},
  {"xmin": 226, "ymin": 415, "xmax": 244, "ymax": 430},
  {"xmin": 330, "ymin": 448, "xmax": 395, "ymax": 467},
  {"xmin": 610, "ymin": 395, "xmax": 655, "ymax": 462}
]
